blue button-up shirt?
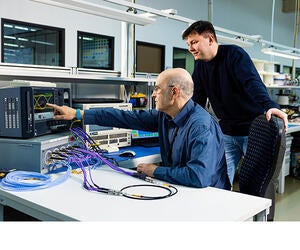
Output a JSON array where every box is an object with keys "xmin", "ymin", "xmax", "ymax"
[{"xmin": 84, "ymin": 99, "xmax": 230, "ymax": 189}]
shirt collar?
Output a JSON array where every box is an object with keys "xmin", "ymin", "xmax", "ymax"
[{"xmin": 170, "ymin": 99, "xmax": 194, "ymax": 127}]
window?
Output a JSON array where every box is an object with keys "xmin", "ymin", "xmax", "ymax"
[
  {"xmin": 296, "ymin": 68, "xmax": 300, "ymax": 78},
  {"xmin": 283, "ymin": 65, "xmax": 292, "ymax": 75},
  {"xmin": 173, "ymin": 47, "xmax": 194, "ymax": 74},
  {"xmin": 1, "ymin": 18, "xmax": 65, "ymax": 66},
  {"xmin": 78, "ymin": 31, "xmax": 114, "ymax": 70},
  {"xmin": 136, "ymin": 41, "xmax": 165, "ymax": 74},
  {"xmin": 274, "ymin": 64, "xmax": 280, "ymax": 73}
]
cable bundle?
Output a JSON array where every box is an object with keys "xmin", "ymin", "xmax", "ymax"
[
  {"xmin": 0, "ymin": 161, "xmax": 72, "ymax": 191},
  {"xmin": 69, "ymin": 127, "xmax": 178, "ymax": 200},
  {"xmin": 0, "ymin": 127, "xmax": 177, "ymax": 200}
]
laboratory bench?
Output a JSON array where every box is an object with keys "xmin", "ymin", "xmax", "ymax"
[{"xmin": 0, "ymin": 165, "xmax": 271, "ymax": 221}]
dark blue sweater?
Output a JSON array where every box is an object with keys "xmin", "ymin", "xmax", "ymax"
[{"xmin": 192, "ymin": 44, "xmax": 279, "ymax": 136}]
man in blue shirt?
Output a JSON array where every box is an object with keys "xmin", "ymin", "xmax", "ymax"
[
  {"xmin": 48, "ymin": 68, "xmax": 230, "ymax": 190},
  {"xmin": 182, "ymin": 20, "xmax": 288, "ymax": 185}
]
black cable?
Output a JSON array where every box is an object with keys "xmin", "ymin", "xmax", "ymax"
[
  {"xmin": 66, "ymin": 127, "xmax": 179, "ymax": 200},
  {"xmin": 120, "ymin": 184, "xmax": 178, "ymax": 200}
]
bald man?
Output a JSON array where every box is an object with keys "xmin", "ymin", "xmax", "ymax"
[{"xmin": 48, "ymin": 68, "xmax": 230, "ymax": 189}]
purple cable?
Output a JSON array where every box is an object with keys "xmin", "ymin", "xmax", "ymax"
[
  {"xmin": 70, "ymin": 127, "xmax": 135, "ymax": 176},
  {"xmin": 74, "ymin": 147, "xmax": 134, "ymax": 177},
  {"xmin": 67, "ymin": 149, "xmax": 102, "ymax": 191}
]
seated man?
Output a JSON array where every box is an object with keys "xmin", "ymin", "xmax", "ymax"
[{"xmin": 48, "ymin": 68, "xmax": 230, "ymax": 190}]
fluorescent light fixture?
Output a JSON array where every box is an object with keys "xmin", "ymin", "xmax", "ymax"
[
  {"xmin": 18, "ymin": 38, "xmax": 29, "ymax": 42},
  {"xmin": 3, "ymin": 24, "xmax": 13, "ymax": 28},
  {"xmin": 4, "ymin": 43, "xmax": 19, "ymax": 48},
  {"xmin": 261, "ymin": 47, "xmax": 300, "ymax": 60},
  {"xmin": 30, "ymin": 0, "xmax": 155, "ymax": 26},
  {"xmin": 81, "ymin": 36, "xmax": 94, "ymax": 41},
  {"xmin": 4, "ymin": 53, "xmax": 16, "ymax": 57},
  {"xmin": 217, "ymin": 34, "xmax": 254, "ymax": 48},
  {"xmin": 4, "ymin": 36, "xmax": 16, "ymax": 40},
  {"xmin": 31, "ymin": 40, "xmax": 54, "ymax": 46},
  {"xmin": 15, "ymin": 26, "xmax": 28, "ymax": 31}
]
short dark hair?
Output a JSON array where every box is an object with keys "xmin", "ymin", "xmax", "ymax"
[{"xmin": 182, "ymin": 20, "xmax": 217, "ymax": 42}]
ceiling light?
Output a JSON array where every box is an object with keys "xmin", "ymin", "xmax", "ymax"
[
  {"xmin": 31, "ymin": 40, "xmax": 55, "ymax": 46},
  {"xmin": 4, "ymin": 36, "xmax": 16, "ymax": 40},
  {"xmin": 261, "ymin": 47, "xmax": 300, "ymax": 60},
  {"xmin": 14, "ymin": 26, "xmax": 28, "ymax": 31},
  {"xmin": 217, "ymin": 34, "xmax": 254, "ymax": 48},
  {"xmin": 3, "ymin": 24, "xmax": 13, "ymax": 28},
  {"xmin": 18, "ymin": 38, "xmax": 29, "ymax": 42},
  {"xmin": 4, "ymin": 43, "xmax": 19, "ymax": 48},
  {"xmin": 30, "ymin": 0, "xmax": 155, "ymax": 26}
]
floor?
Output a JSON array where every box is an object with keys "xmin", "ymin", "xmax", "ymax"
[{"xmin": 275, "ymin": 175, "xmax": 300, "ymax": 221}]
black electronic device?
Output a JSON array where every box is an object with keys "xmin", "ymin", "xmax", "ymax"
[
  {"xmin": 0, "ymin": 86, "xmax": 71, "ymax": 138},
  {"xmin": 131, "ymin": 129, "xmax": 159, "ymax": 147}
]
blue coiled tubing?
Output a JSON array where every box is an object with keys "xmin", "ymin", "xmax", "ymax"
[{"xmin": 0, "ymin": 162, "xmax": 72, "ymax": 191}]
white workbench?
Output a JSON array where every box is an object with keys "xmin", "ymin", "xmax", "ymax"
[{"xmin": 0, "ymin": 166, "xmax": 271, "ymax": 221}]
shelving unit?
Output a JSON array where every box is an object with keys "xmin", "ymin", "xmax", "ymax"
[
  {"xmin": 0, "ymin": 63, "xmax": 155, "ymax": 86},
  {"xmin": 0, "ymin": 63, "xmax": 157, "ymax": 110},
  {"xmin": 267, "ymin": 85, "xmax": 300, "ymax": 89},
  {"xmin": 252, "ymin": 58, "xmax": 279, "ymax": 86}
]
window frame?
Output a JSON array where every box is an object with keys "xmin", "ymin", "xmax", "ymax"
[
  {"xmin": 136, "ymin": 41, "xmax": 165, "ymax": 74},
  {"xmin": 77, "ymin": 31, "xmax": 115, "ymax": 70},
  {"xmin": 1, "ymin": 18, "xmax": 65, "ymax": 66}
]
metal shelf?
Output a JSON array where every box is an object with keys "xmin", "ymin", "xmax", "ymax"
[
  {"xmin": 267, "ymin": 85, "xmax": 300, "ymax": 89},
  {"xmin": 0, "ymin": 63, "xmax": 155, "ymax": 85}
]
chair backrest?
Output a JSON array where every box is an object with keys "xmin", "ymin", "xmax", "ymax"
[{"xmin": 238, "ymin": 114, "xmax": 286, "ymax": 221}]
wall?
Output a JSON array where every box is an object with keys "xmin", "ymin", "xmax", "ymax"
[
  {"xmin": 135, "ymin": 0, "xmax": 299, "ymax": 70},
  {"xmin": 0, "ymin": 0, "xmax": 299, "ymax": 76}
]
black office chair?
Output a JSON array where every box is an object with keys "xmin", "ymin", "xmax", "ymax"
[{"xmin": 238, "ymin": 114, "xmax": 286, "ymax": 221}]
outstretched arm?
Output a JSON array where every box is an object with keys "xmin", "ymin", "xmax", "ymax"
[{"xmin": 47, "ymin": 103, "xmax": 83, "ymax": 120}]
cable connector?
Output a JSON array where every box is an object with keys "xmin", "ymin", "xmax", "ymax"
[
  {"xmin": 132, "ymin": 172, "xmax": 155, "ymax": 183},
  {"xmin": 133, "ymin": 172, "xmax": 147, "ymax": 180},
  {"xmin": 0, "ymin": 168, "xmax": 16, "ymax": 179},
  {"xmin": 145, "ymin": 176, "xmax": 155, "ymax": 183},
  {"xmin": 107, "ymin": 189, "xmax": 123, "ymax": 196}
]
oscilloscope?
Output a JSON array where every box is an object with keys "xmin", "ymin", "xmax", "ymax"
[{"xmin": 0, "ymin": 86, "xmax": 71, "ymax": 138}]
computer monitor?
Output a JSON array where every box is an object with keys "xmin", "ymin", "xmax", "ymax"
[{"xmin": 131, "ymin": 129, "xmax": 159, "ymax": 147}]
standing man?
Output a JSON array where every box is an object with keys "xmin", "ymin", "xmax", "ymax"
[
  {"xmin": 48, "ymin": 68, "xmax": 230, "ymax": 189},
  {"xmin": 182, "ymin": 20, "xmax": 288, "ymax": 185}
]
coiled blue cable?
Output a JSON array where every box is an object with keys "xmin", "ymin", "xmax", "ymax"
[{"xmin": 0, "ymin": 162, "xmax": 72, "ymax": 191}]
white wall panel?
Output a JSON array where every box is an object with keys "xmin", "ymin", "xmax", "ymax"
[{"xmin": 0, "ymin": 0, "xmax": 299, "ymax": 71}]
